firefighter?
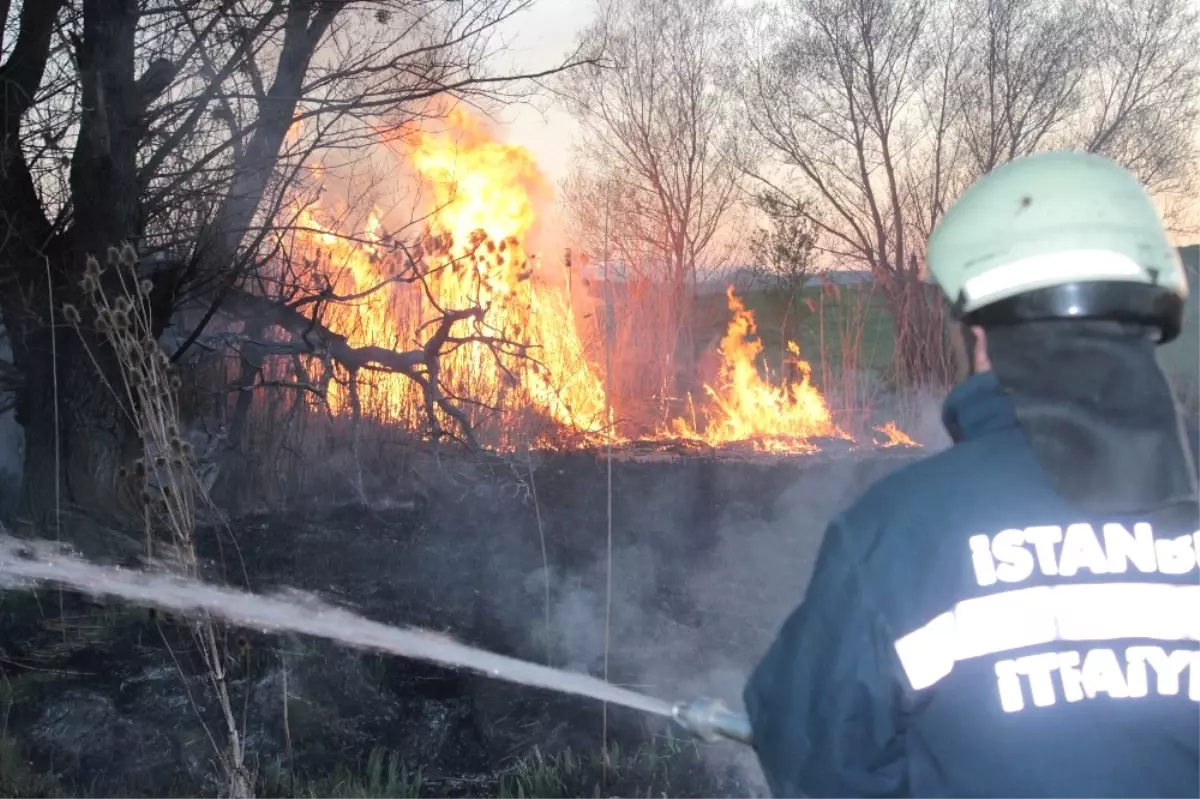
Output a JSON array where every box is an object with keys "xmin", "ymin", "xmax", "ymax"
[{"xmin": 743, "ymin": 151, "xmax": 1200, "ymax": 798}]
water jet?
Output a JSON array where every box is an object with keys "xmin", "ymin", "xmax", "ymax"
[{"xmin": 0, "ymin": 535, "xmax": 751, "ymax": 748}]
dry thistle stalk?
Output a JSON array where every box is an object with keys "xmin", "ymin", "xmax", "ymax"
[
  {"xmin": 119, "ymin": 242, "xmax": 137, "ymax": 268},
  {"xmin": 75, "ymin": 245, "xmax": 247, "ymax": 796}
]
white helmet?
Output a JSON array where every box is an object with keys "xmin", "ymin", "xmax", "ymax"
[{"xmin": 927, "ymin": 151, "xmax": 1188, "ymax": 343}]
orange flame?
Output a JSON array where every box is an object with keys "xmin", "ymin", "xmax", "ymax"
[
  {"xmin": 874, "ymin": 420, "xmax": 918, "ymax": 447},
  {"xmin": 669, "ymin": 287, "xmax": 850, "ymax": 452},
  {"xmin": 405, "ymin": 109, "xmax": 612, "ymax": 441}
]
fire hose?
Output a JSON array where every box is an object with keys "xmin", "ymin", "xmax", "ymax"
[{"xmin": 670, "ymin": 697, "xmax": 754, "ymax": 745}]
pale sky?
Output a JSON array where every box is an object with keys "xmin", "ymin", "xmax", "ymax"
[
  {"xmin": 490, "ymin": 0, "xmax": 1198, "ymax": 244},
  {"xmin": 492, "ymin": 1, "xmax": 595, "ymax": 185}
]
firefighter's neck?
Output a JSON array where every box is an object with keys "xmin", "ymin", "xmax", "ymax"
[{"xmin": 970, "ymin": 325, "xmax": 992, "ymax": 375}]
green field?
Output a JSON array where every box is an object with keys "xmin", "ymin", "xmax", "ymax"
[{"xmin": 1159, "ymin": 246, "xmax": 1200, "ymax": 404}]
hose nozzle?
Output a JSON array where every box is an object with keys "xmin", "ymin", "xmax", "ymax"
[{"xmin": 671, "ymin": 697, "xmax": 753, "ymax": 745}]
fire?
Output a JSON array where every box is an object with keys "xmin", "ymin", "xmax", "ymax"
[
  {"xmin": 280, "ymin": 108, "xmax": 917, "ymax": 454},
  {"xmin": 405, "ymin": 110, "xmax": 611, "ymax": 439},
  {"xmin": 875, "ymin": 421, "xmax": 918, "ymax": 448},
  {"xmin": 668, "ymin": 287, "xmax": 849, "ymax": 452}
]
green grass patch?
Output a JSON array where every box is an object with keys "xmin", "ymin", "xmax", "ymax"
[
  {"xmin": 256, "ymin": 734, "xmax": 724, "ymax": 796},
  {"xmin": 497, "ymin": 733, "xmax": 712, "ymax": 799},
  {"xmin": 1159, "ymin": 297, "xmax": 1200, "ymax": 408},
  {"xmin": 0, "ymin": 734, "xmax": 65, "ymax": 798},
  {"xmin": 259, "ymin": 747, "xmax": 425, "ymax": 798}
]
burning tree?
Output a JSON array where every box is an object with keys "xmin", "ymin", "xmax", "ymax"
[
  {"xmin": 253, "ymin": 105, "xmax": 914, "ymax": 461},
  {"xmin": 734, "ymin": 0, "xmax": 1200, "ymax": 388},
  {"xmin": 255, "ymin": 109, "xmax": 616, "ymax": 454},
  {"xmin": 0, "ymin": 0, "xmax": 596, "ymax": 530}
]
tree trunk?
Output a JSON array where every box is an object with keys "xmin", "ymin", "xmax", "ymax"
[{"xmin": 15, "ymin": 318, "xmax": 140, "ymax": 539}]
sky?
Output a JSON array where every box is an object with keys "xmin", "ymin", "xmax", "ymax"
[{"xmin": 491, "ymin": 1, "xmax": 594, "ymax": 186}]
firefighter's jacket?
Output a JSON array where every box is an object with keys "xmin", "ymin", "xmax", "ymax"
[{"xmin": 744, "ymin": 371, "xmax": 1200, "ymax": 798}]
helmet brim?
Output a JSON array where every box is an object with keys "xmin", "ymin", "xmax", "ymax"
[{"xmin": 960, "ymin": 281, "xmax": 1184, "ymax": 344}]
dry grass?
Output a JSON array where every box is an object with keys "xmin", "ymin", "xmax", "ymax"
[
  {"xmin": 63, "ymin": 243, "xmax": 253, "ymax": 797},
  {"xmin": 0, "ymin": 733, "xmax": 64, "ymax": 798}
]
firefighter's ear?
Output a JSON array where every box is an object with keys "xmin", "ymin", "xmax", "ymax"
[{"xmin": 971, "ymin": 325, "xmax": 992, "ymax": 374}]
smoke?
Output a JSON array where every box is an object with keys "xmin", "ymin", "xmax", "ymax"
[
  {"xmin": 647, "ymin": 456, "xmax": 890, "ymax": 791},
  {"xmin": 442, "ymin": 449, "xmax": 922, "ymax": 794},
  {"xmin": 904, "ymin": 386, "xmax": 954, "ymax": 452}
]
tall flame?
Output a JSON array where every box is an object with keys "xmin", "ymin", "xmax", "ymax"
[{"xmin": 406, "ymin": 109, "xmax": 612, "ymax": 440}]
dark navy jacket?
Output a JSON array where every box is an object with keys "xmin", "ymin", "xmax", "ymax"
[{"xmin": 744, "ymin": 372, "xmax": 1200, "ymax": 798}]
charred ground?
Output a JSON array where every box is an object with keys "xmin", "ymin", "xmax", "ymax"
[{"xmin": 0, "ymin": 447, "xmax": 919, "ymax": 797}]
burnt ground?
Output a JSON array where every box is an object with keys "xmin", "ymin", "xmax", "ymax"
[{"xmin": 0, "ymin": 446, "xmax": 920, "ymax": 797}]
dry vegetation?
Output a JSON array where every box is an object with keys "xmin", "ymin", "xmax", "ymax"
[
  {"xmin": 0, "ymin": 731, "xmax": 720, "ymax": 798},
  {"xmin": 63, "ymin": 244, "xmax": 253, "ymax": 796}
]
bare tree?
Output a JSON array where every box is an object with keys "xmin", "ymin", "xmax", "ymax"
[
  {"xmin": 1075, "ymin": 0, "xmax": 1200, "ymax": 212},
  {"xmin": 953, "ymin": 0, "xmax": 1091, "ymax": 175},
  {"xmin": 737, "ymin": 0, "xmax": 1200, "ymax": 388},
  {"xmin": 557, "ymin": 0, "xmax": 742, "ymax": 419},
  {"xmin": 0, "ymin": 0, "xmax": 593, "ymax": 529},
  {"xmin": 737, "ymin": 0, "xmax": 947, "ymax": 385}
]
